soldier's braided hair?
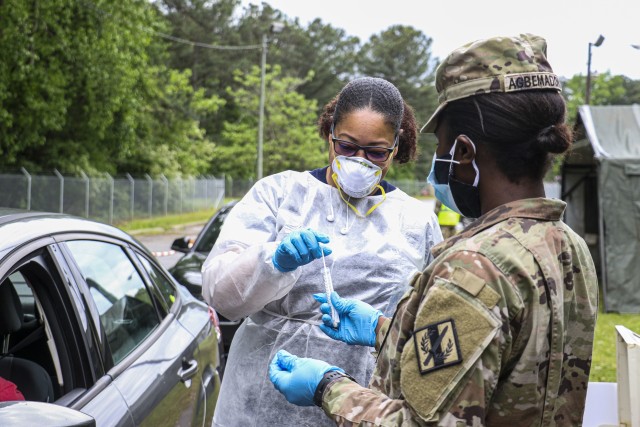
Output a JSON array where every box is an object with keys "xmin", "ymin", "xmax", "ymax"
[{"xmin": 318, "ymin": 77, "xmax": 418, "ymax": 164}]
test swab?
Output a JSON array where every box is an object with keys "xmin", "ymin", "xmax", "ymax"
[{"xmin": 320, "ymin": 249, "xmax": 339, "ymax": 328}]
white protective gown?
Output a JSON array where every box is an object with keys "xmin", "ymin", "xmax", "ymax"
[{"xmin": 202, "ymin": 169, "xmax": 442, "ymax": 427}]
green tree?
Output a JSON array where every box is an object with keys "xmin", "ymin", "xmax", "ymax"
[
  {"xmin": 213, "ymin": 65, "xmax": 326, "ymax": 179},
  {"xmin": 120, "ymin": 67, "xmax": 225, "ymax": 176},
  {"xmin": 556, "ymin": 72, "xmax": 640, "ymax": 179},
  {"xmin": 154, "ymin": 0, "xmax": 242, "ymax": 90},
  {"xmin": 357, "ymin": 25, "xmax": 438, "ymax": 123},
  {"xmin": 0, "ymin": 0, "xmax": 222, "ymax": 176},
  {"xmin": 267, "ymin": 18, "xmax": 359, "ymax": 110},
  {"xmin": 153, "ymin": 0, "xmax": 250, "ymax": 139},
  {"xmin": 610, "ymin": 76, "xmax": 640, "ymax": 105},
  {"xmin": 0, "ymin": 0, "xmax": 159, "ymax": 173},
  {"xmin": 156, "ymin": 0, "xmax": 360, "ymax": 112},
  {"xmin": 563, "ymin": 71, "xmax": 628, "ymax": 122},
  {"xmin": 0, "ymin": 0, "xmax": 81, "ymax": 169},
  {"xmin": 357, "ymin": 25, "xmax": 439, "ymax": 180}
]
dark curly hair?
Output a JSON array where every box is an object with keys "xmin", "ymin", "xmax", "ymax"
[
  {"xmin": 317, "ymin": 77, "xmax": 418, "ymax": 164},
  {"xmin": 441, "ymin": 90, "xmax": 572, "ymax": 182}
]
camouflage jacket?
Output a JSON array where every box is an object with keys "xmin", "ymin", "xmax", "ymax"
[{"xmin": 321, "ymin": 198, "xmax": 598, "ymax": 426}]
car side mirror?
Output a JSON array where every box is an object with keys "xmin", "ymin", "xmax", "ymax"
[
  {"xmin": 0, "ymin": 401, "xmax": 96, "ymax": 426},
  {"xmin": 171, "ymin": 237, "xmax": 193, "ymax": 253}
]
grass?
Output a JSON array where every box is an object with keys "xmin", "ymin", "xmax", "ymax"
[
  {"xmin": 116, "ymin": 198, "xmax": 637, "ymax": 383},
  {"xmin": 590, "ymin": 310, "xmax": 640, "ymax": 382},
  {"xmin": 117, "ymin": 198, "xmax": 238, "ymax": 234},
  {"xmin": 117, "ymin": 209, "xmax": 215, "ymax": 234}
]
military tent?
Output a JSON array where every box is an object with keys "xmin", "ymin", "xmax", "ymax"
[{"xmin": 562, "ymin": 104, "xmax": 640, "ymax": 313}]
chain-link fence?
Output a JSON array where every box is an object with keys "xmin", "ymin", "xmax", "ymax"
[
  {"xmin": 223, "ymin": 176, "xmax": 561, "ymax": 201},
  {"xmin": 6, "ymin": 168, "xmax": 555, "ymax": 224},
  {"xmin": 225, "ymin": 176, "xmax": 256, "ymax": 199},
  {"xmin": 222, "ymin": 176, "xmax": 432, "ymax": 199},
  {"xmin": 0, "ymin": 169, "xmax": 225, "ymax": 224},
  {"xmin": 387, "ymin": 179, "xmax": 433, "ymax": 197}
]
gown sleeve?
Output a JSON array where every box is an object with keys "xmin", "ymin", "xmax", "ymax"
[{"xmin": 201, "ymin": 173, "xmax": 302, "ymax": 320}]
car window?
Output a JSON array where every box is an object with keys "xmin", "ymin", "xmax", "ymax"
[
  {"xmin": 136, "ymin": 254, "xmax": 177, "ymax": 311},
  {"xmin": 9, "ymin": 271, "xmax": 35, "ymax": 315},
  {"xmin": 66, "ymin": 240, "xmax": 160, "ymax": 365},
  {"xmin": 195, "ymin": 207, "xmax": 232, "ymax": 253}
]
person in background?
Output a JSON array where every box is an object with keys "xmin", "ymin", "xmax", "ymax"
[
  {"xmin": 269, "ymin": 34, "xmax": 598, "ymax": 427},
  {"xmin": 202, "ymin": 77, "xmax": 442, "ymax": 426},
  {"xmin": 434, "ymin": 200, "xmax": 461, "ymax": 239}
]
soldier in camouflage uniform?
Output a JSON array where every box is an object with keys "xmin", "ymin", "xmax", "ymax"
[{"xmin": 269, "ymin": 33, "xmax": 599, "ymax": 426}]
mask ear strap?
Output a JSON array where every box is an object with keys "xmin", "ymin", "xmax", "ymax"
[
  {"xmin": 457, "ymin": 135, "xmax": 480, "ymax": 187},
  {"xmin": 471, "ymin": 159, "xmax": 480, "ymax": 187},
  {"xmin": 434, "ymin": 139, "xmax": 460, "ymax": 174},
  {"xmin": 447, "ymin": 139, "xmax": 460, "ymax": 175}
]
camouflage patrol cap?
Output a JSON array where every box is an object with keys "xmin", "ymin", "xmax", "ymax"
[{"xmin": 421, "ymin": 33, "xmax": 561, "ymax": 133}]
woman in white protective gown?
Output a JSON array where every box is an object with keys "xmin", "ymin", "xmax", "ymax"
[{"xmin": 202, "ymin": 77, "xmax": 442, "ymax": 427}]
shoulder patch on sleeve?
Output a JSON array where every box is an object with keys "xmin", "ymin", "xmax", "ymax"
[
  {"xmin": 400, "ymin": 279, "xmax": 501, "ymax": 422},
  {"xmin": 413, "ymin": 319, "xmax": 462, "ymax": 375}
]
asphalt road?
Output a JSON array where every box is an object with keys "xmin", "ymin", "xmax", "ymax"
[{"xmin": 135, "ymin": 223, "xmax": 206, "ymax": 270}]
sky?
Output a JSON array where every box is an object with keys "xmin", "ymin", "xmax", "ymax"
[{"xmin": 241, "ymin": 0, "xmax": 640, "ymax": 80}]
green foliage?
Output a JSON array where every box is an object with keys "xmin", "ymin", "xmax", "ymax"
[
  {"xmin": 591, "ymin": 310, "xmax": 640, "ymax": 382},
  {"xmin": 212, "ymin": 65, "xmax": 326, "ymax": 179},
  {"xmin": 156, "ymin": 0, "xmax": 249, "ymax": 141},
  {"xmin": 121, "ymin": 67, "xmax": 225, "ymax": 176},
  {"xmin": 0, "ymin": 0, "xmax": 223, "ymax": 176},
  {"xmin": 563, "ymin": 71, "xmax": 628, "ymax": 121},
  {"xmin": 117, "ymin": 208, "xmax": 216, "ymax": 232},
  {"xmin": 357, "ymin": 25, "xmax": 439, "ymax": 180},
  {"xmin": 0, "ymin": 0, "xmax": 77, "ymax": 167},
  {"xmin": 0, "ymin": 0, "xmax": 153, "ymax": 173},
  {"xmin": 268, "ymin": 18, "xmax": 360, "ymax": 111},
  {"xmin": 358, "ymin": 25, "xmax": 438, "ymax": 124},
  {"xmin": 158, "ymin": 0, "xmax": 242, "ymax": 90},
  {"xmin": 618, "ymin": 77, "xmax": 640, "ymax": 105},
  {"xmin": 8, "ymin": 0, "xmax": 638, "ymax": 183}
]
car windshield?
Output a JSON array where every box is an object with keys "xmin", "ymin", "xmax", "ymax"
[{"xmin": 194, "ymin": 207, "xmax": 232, "ymax": 253}]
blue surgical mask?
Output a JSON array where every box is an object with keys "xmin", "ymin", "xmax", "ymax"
[
  {"xmin": 427, "ymin": 152, "xmax": 461, "ymax": 214},
  {"xmin": 427, "ymin": 137, "xmax": 482, "ymax": 218}
]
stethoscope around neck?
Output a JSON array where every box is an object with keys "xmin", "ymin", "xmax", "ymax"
[{"xmin": 325, "ymin": 193, "xmax": 351, "ymax": 235}]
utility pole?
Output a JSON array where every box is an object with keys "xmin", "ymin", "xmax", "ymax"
[
  {"xmin": 586, "ymin": 35, "xmax": 604, "ymax": 105},
  {"xmin": 257, "ymin": 33, "xmax": 267, "ymax": 180},
  {"xmin": 256, "ymin": 23, "xmax": 284, "ymax": 180}
]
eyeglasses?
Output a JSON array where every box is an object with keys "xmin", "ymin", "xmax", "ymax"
[{"xmin": 330, "ymin": 129, "xmax": 398, "ymax": 163}]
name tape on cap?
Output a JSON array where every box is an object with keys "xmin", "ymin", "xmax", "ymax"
[{"xmin": 504, "ymin": 72, "xmax": 561, "ymax": 92}]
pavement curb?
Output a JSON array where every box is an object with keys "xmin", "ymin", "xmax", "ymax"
[
  {"xmin": 128, "ymin": 220, "xmax": 208, "ymax": 237},
  {"xmin": 169, "ymin": 220, "xmax": 208, "ymax": 231},
  {"xmin": 129, "ymin": 227, "xmax": 165, "ymax": 236}
]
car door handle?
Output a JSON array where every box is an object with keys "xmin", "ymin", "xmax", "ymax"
[{"xmin": 178, "ymin": 358, "xmax": 198, "ymax": 382}]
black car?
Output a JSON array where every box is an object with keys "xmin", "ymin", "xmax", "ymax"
[
  {"xmin": 0, "ymin": 209, "xmax": 222, "ymax": 427},
  {"xmin": 169, "ymin": 201, "xmax": 241, "ymax": 361}
]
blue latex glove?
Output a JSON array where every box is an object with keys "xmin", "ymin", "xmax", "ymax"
[
  {"xmin": 272, "ymin": 228, "xmax": 332, "ymax": 272},
  {"xmin": 313, "ymin": 292, "xmax": 383, "ymax": 347},
  {"xmin": 269, "ymin": 349, "xmax": 342, "ymax": 406}
]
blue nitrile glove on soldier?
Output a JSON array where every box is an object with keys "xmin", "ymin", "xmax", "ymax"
[
  {"xmin": 272, "ymin": 228, "xmax": 332, "ymax": 272},
  {"xmin": 313, "ymin": 291, "xmax": 383, "ymax": 347},
  {"xmin": 268, "ymin": 350, "xmax": 342, "ymax": 406}
]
